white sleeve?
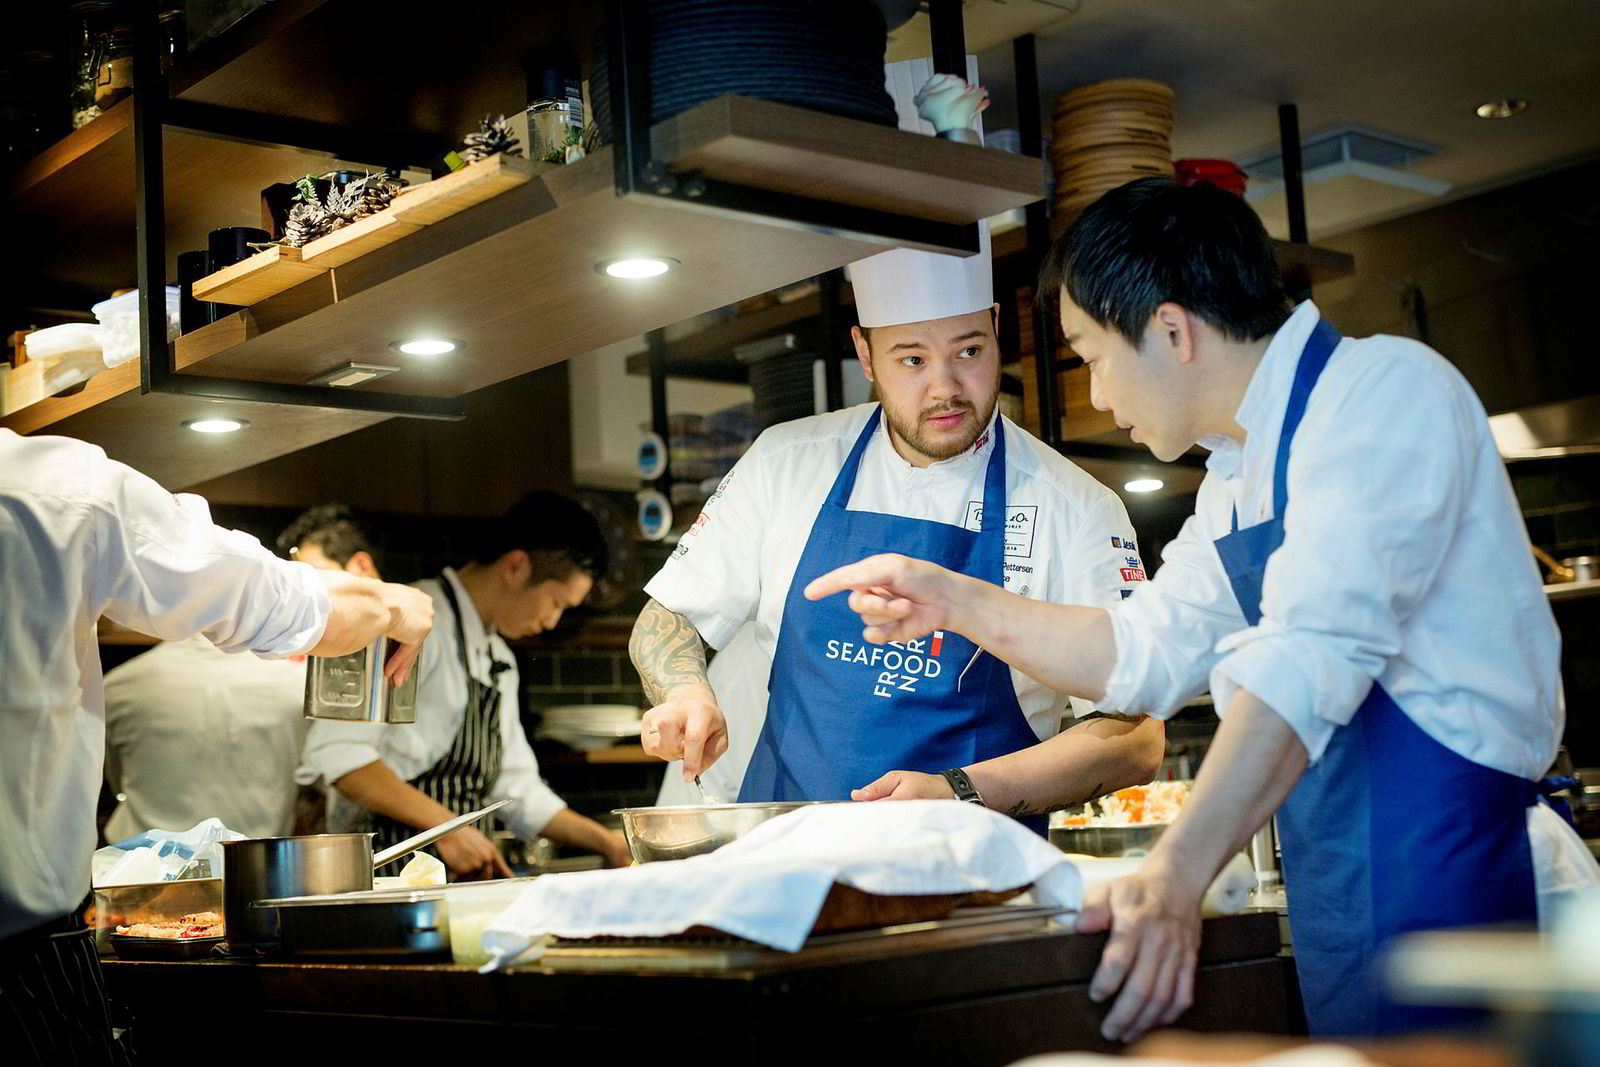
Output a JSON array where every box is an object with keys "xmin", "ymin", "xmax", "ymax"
[
  {"xmin": 489, "ymin": 677, "xmax": 566, "ymax": 838},
  {"xmin": 643, "ymin": 437, "xmax": 771, "ymax": 650},
  {"xmin": 298, "ymin": 719, "xmax": 388, "ymax": 787},
  {"xmin": 1057, "ymin": 490, "xmax": 1148, "ymax": 718},
  {"xmin": 92, "ymin": 468, "xmax": 328, "ymax": 656},
  {"xmin": 1103, "ymin": 474, "xmax": 1246, "ymax": 717},
  {"xmin": 1209, "ymin": 353, "xmax": 1473, "ymax": 763}
]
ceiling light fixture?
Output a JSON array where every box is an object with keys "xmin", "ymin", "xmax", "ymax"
[
  {"xmin": 1124, "ymin": 478, "xmax": 1164, "ymax": 494},
  {"xmin": 185, "ymin": 418, "xmax": 248, "ymax": 434},
  {"xmin": 596, "ymin": 256, "xmax": 678, "ymax": 279},
  {"xmin": 389, "ymin": 338, "xmax": 460, "ymax": 357},
  {"xmin": 1475, "ymin": 98, "xmax": 1529, "ymax": 120}
]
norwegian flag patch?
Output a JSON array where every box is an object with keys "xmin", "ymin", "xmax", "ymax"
[{"xmin": 930, "ymin": 631, "xmax": 945, "ymax": 657}]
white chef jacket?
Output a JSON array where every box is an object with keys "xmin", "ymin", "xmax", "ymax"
[
  {"xmin": 646, "ymin": 404, "xmax": 1145, "ymax": 746},
  {"xmin": 0, "ymin": 430, "xmax": 328, "ymax": 940},
  {"xmin": 103, "ymin": 636, "xmax": 308, "ymax": 842},
  {"xmin": 1103, "ymin": 301, "xmax": 1563, "ymax": 778},
  {"xmin": 298, "ymin": 568, "xmax": 567, "ymax": 839}
]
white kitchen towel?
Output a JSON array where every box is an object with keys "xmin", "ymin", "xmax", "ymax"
[
  {"xmin": 1063, "ymin": 851, "xmax": 1259, "ymax": 917},
  {"xmin": 480, "ymin": 801, "xmax": 1081, "ymax": 969}
]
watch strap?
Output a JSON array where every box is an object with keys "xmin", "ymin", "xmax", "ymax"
[{"xmin": 940, "ymin": 767, "xmax": 986, "ymax": 806}]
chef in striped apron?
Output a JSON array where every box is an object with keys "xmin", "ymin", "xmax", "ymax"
[{"xmin": 302, "ymin": 491, "xmax": 633, "ymax": 877}]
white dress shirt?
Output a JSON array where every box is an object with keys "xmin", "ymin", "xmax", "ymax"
[
  {"xmin": 103, "ymin": 636, "xmax": 308, "ymax": 842},
  {"xmin": 1103, "ymin": 301, "xmax": 1564, "ymax": 780},
  {"xmin": 0, "ymin": 429, "xmax": 328, "ymax": 939},
  {"xmin": 646, "ymin": 404, "xmax": 1145, "ymax": 746},
  {"xmin": 298, "ymin": 568, "xmax": 567, "ymax": 839}
]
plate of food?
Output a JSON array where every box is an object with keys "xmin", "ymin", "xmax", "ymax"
[
  {"xmin": 108, "ymin": 911, "xmax": 225, "ymax": 959},
  {"xmin": 1049, "ymin": 781, "xmax": 1191, "ymax": 857}
]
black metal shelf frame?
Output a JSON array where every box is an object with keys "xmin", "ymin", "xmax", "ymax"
[{"xmin": 130, "ymin": 1, "xmax": 465, "ymax": 420}]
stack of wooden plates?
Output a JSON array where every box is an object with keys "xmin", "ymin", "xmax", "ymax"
[{"xmin": 1051, "ymin": 78, "xmax": 1176, "ymax": 222}]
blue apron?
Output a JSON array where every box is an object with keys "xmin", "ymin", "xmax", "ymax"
[
  {"xmin": 740, "ymin": 407, "xmax": 1047, "ymax": 834},
  {"xmin": 1214, "ymin": 317, "xmax": 1539, "ymax": 1036}
]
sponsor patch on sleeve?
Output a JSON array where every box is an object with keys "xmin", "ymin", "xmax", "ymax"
[{"xmin": 1119, "ymin": 566, "xmax": 1147, "ymax": 582}]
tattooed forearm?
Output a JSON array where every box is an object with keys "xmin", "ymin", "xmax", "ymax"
[
  {"xmin": 629, "ymin": 598, "xmax": 711, "ymax": 706},
  {"xmin": 1003, "ymin": 781, "xmax": 1105, "ymax": 818}
]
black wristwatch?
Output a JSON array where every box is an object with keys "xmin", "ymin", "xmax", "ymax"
[{"xmin": 940, "ymin": 767, "xmax": 986, "ymax": 807}]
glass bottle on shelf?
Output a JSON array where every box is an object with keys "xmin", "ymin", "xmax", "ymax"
[{"xmin": 68, "ymin": 1, "xmax": 118, "ymax": 130}]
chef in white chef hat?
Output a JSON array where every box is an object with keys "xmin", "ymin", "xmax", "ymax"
[{"xmin": 638, "ymin": 204, "xmax": 1159, "ymax": 817}]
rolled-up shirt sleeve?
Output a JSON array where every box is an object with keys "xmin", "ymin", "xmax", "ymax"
[
  {"xmin": 298, "ymin": 720, "xmax": 388, "ymax": 786},
  {"xmin": 93, "ymin": 466, "xmax": 328, "ymax": 656},
  {"xmin": 1103, "ymin": 475, "xmax": 1246, "ymax": 717},
  {"xmin": 1209, "ymin": 352, "xmax": 1471, "ymax": 762}
]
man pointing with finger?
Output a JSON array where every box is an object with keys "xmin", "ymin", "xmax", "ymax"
[{"xmin": 807, "ymin": 178, "xmax": 1596, "ymax": 1040}]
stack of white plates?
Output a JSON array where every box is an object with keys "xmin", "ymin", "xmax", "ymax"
[{"xmin": 534, "ymin": 704, "xmax": 643, "ymax": 751}]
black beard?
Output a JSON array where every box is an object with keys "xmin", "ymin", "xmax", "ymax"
[{"xmin": 882, "ymin": 395, "xmax": 996, "ymax": 462}]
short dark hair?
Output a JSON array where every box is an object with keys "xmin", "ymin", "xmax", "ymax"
[
  {"xmin": 1039, "ymin": 178, "xmax": 1290, "ymax": 346},
  {"xmin": 474, "ymin": 491, "xmax": 607, "ymax": 584},
  {"xmin": 276, "ymin": 503, "xmax": 376, "ymax": 566}
]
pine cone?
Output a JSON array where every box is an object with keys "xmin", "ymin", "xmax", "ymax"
[
  {"xmin": 459, "ymin": 114, "xmax": 522, "ymax": 164},
  {"xmin": 352, "ymin": 175, "xmax": 405, "ymax": 219},
  {"xmin": 283, "ymin": 200, "xmax": 331, "ymax": 247}
]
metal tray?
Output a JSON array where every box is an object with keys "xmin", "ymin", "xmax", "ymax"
[
  {"xmin": 256, "ymin": 889, "xmax": 451, "ymax": 959},
  {"xmin": 107, "ymin": 933, "xmax": 224, "ymax": 960},
  {"xmin": 1048, "ymin": 823, "xmax": 1167, "ymax": 857}
]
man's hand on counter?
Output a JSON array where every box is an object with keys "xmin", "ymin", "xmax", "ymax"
[
  {"xmin": 1077, "ymin": 860, "xmax": 1205, "ymax": 1043},
  {"xmin": 436, "ymin": 826, "xmax": 513, "ymax": 881},
  {"xmin": 851, "ymin": 769, "xmax": 955, "ymax": 802},
  {"xmin": 639, "ymin": 684, "xmax": 729, "ymax": 779}
]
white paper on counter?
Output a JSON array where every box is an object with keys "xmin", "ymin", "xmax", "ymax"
[
  {"xmin": 480, "ymin": 801, "xmax": 1081, "ymax": 970},
  {"xmin": 92, "ymin": 817, "xmax": 244, "ymax": 886},
  {"xmin": 1064, "ymin": 851, "xmax": 1259, "ymax": 917}
]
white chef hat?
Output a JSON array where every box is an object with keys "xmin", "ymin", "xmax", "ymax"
[{"xmin": 847, "ymin": 219, "xmax": 993, "ymax": 329}]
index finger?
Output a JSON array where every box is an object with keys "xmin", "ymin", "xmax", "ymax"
[
  {"xmin": 804, "ymin": 555, "xmax": 901, "ymax": 602},
  {"xmin": 681, "ymin": 707, "xmax": 712, "ymax": 778},
  {"xmin": 384, "ymin": 641, "xmax": 422, "ymax": 685},
  {"xmin": 491, "ymin": 849, "xmax": 514, "ymax": 879}
]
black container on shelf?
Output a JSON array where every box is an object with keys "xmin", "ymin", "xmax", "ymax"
[
  {"xmin": 590, "ymin": 0, "xmax": 897, "ymax": 140},
  {"xmin": 176, "ymin": 249, "xmax": 213, "ymax": 334},
  {"xmin": 205, "ymin": 226, "xmax": 268, "ymax": 319}
]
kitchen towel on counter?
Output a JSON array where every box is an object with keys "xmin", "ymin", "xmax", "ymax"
[
  {"xmin": 480, "ymin": 800, "xmax": 1081, "ymax": 969},
  {"xmin": 1063, "ymin": 851, "xmax": 1259, "ymax": 917}
]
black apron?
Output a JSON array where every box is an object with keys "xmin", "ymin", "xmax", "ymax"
[
  {"xmin": 371, "ymin": 574, "xmax": 506, "ymax": 853},
  {"xmin": 0, "ymin": 911, "xmax": 132, "ymax": 1066}
]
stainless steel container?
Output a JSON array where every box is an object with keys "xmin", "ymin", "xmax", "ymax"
[
  {"xmin": 304, "ymin": 636, "xmax": 418, "ymax": 723},
  {"xmin": 92, "ymin": 877, "xmax": 223, "ymax": 954},
  {"xmin": 260, "ymin": 888, "xmax": 451, "ymax": 959},
  {"xmin": 614, "ymin": 801, "xmax": 820, "ymax": 862},
  {"xmin": 1048, "ymin": 823, "xmax": 1166, "ymax": 857},
  {"xmin": 1563, "ymin": 556, "xmax": 1600, "ymax": 583},
  {"xmin": 221, "ymin": 834, "xmax": 374, "ymax": 950}
]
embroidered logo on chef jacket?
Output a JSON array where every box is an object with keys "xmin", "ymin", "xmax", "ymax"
[
  {"xmin": 1120, "ymin": 566, "xmax": 1147, "ymax": 582},
  {"xmin": 963, "ymin": 502, "xmax": 1037, "ymax": 559},
  {"xmin": 670, "ymin": 471, "xmax": 733, "ymax": 559},
  {"xmin": 823, "ymin": 635, "xmax": 945, "ymax": 699}
]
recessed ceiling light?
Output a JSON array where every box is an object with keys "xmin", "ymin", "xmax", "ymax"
[
  {"xmin": 1475, "ymin": 98, "xmax": 1530, "ymax": 120},
  {"xmin": 389, "ymin": 338, "xmax": 460, "ymax": 357},
  {"xmin": 597, "ymin": 256, "xmax": 678, "ymax": 279},
  {"xmin": 1124, "ymin": 478, "xmax": 1164, "ymax": 494},
  {"xmin": 185, "ymin": 418, "xmax": 248, "ymax": 434}
]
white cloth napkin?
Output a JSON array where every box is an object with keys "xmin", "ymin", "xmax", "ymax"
[
  {"xmin": 481, "ymin": 801, "xmax": 1081, "ymax": 969},
  {"xmin": 1062, "ymin": 852, "xmax": 1259, "ymax": 917}
]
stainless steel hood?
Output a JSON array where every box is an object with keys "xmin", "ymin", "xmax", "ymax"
[{"xmin": 1489, "ymin": 394, "xmax": 1600, "ymax": 461}]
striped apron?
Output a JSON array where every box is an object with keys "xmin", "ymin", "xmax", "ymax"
[
  {"xmin": 1, "ymin": 909, "xmax": 131, "ymax": 1066},
  {"xmin": 371, "ymin": 574, "xmax": 505, "ymax": 854}
]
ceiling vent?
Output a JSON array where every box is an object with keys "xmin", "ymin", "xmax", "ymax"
[{"xmin": 1240, "ymin": 125, "xmax": 1452, "ymax": 239}]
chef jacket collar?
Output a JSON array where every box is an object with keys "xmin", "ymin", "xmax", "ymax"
[
  {"xmin": 441, "ymin": 565, "xmax": 494, "ymax": 660},
  {"xmin": 875, "ymin": 405, "xmax": 1001, "ymax": 475},
  {"xmin": 1200, "ymin": 300, "xmax": 1324, "ymax": 479}
]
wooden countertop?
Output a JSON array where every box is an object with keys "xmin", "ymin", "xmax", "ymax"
[{"xmin": 102, "ymin": 912, "xmax": 1294, "ymax": 1061}]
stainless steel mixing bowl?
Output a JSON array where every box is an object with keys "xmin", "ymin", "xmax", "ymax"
[{"xmin": 613, "ymin": 802, "xmax": 821, "ymax": 862}]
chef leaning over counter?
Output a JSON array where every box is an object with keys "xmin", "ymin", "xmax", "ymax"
[
  {"xmin": 300, "ymin": 491, "xmax": 632, "ymax": 877},
  {"xmin": 0, "ymin": 429, "xmax": 433, "ymax": 1064},
  {"xmin": 809, "ymin": 178, "xmax": 1600, "ymax": 1041},
  {"xmin": 634, "ymin": 220, "xmax": 1166, "ymax": 828}
]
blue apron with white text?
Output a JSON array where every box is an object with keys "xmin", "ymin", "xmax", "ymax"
[
  {"xmin": 1213, "ymin": 317, "xmax": 1539, "ymax": 1036},
  {"xmin": 740, "ymin": 408, "xmax": 1047, "ymax": 834}
]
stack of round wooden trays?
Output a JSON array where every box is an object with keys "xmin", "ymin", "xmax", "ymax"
[{"xmin": 1051, "ymin": 78, "xmax": 1176, "ymax": 225}]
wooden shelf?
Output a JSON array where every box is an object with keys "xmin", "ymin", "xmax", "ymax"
[
  {"xmin": 624, "ymin": 290, "xmax": 828, "ymax": 384},
  {"xmin": 13, "ymin": 95, "xmax": 1035, "ymax": 421}
]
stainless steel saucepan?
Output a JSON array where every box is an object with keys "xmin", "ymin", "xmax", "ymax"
[{"xmin": 222, "ymin": 799, "xmax": 511, "ymax": 949}]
